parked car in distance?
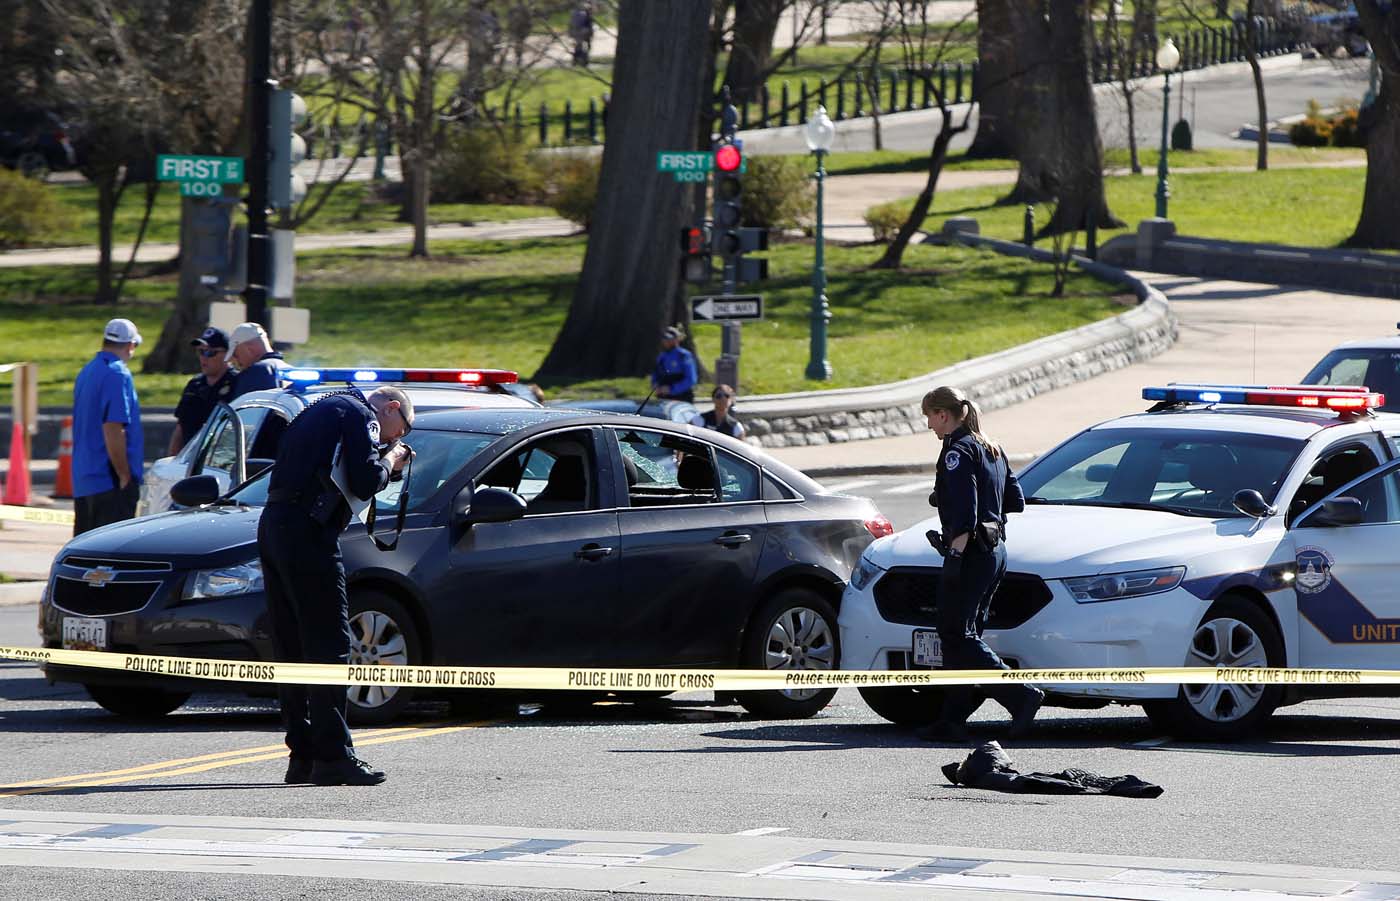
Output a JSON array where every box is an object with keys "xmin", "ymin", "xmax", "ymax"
[
  {"xmin": 551, "ymin": 398, "xmax": 700, "ymax": 425},
  {"xmin": 1302, "ymin": 329, "xmax": 1400, "ymax": 412},
  {"xmin": 0, "ymin": 108, "xmax": 78, "ymax": 178}
]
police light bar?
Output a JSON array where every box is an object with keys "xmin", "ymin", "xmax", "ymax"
[
  {"xmin": 1143, "ymin": 383, "xmax": 1384, "ymax": 410},
  {"xmin": 283, "ymin": 368, "xmax": 518, "ymax": 386}
]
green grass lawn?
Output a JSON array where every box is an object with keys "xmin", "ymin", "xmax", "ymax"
[
  {"xmin": 873, "ymin": 164, "xmax": 1371, "ymax": 249},
  {"xmin": 818, "ymin": 145, "xmax": 1364, "ymax": 177},
  {"xmin": 36, "ymin": 182, "xmax": 553, "ymax": 250},
  {"xmin": 1, "ymin": 237, "xmax": 1125, "ymax": 407}
]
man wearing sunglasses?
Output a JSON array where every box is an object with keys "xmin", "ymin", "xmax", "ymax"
[{"xmin": 168, "ymin": 327, "xmax": 236, "ymax": 455}]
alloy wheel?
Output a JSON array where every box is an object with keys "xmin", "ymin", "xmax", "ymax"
[
  {"xmin": 348, "ymin": 609, "xmax": 409, "ymax": 710},
  {"xmin": 764, "ymin": 606, "xmax": 836, "ymax": 701},
  {"xmin": 1182, "ymin": 616, "xmax": 1268, "ymax": 723}
]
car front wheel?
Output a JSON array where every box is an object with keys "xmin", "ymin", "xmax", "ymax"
[
  {"xmin": 85, "ymin": 684, "xmax": 190, "ymax": 718},
  {"xmin": 735, "ymin": 589, "xmax": 839, "ymax": 719},
  {"xmin": 857, "ymin": 685, "xmax": 945, "ymax": 726},
  {"xmin": 347, "ymin": 591, "xmax": 422, "ymax": 725},
  {"xmin": 1144, "ymin": 594, "xmax": 1283, "ymax": 740}
]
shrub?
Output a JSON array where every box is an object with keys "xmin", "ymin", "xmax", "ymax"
[
  {"xmin": 740, "ymin": 155, "xmax": 814, "ymax": 230},
  {"xmin": 1288, "ymin": 116, "xmax": 1332, "ymax": 147},
  {"xmin": 1329, "ymin": 107, "xmax": 1363, "ymax": 147},
  {"xmin": 863, "ymin": 199, "xmax": 911, "ymax": 243},
  {"xmin": 537, "ymin": 153, "xmax": 600, "ymax": 229},
  {"xmin": 431, "ymin": 126, "xmax": 542, "ymax": 204},
  {"xmin": 0, "ymin": 167, "xmax": 71, "ymax": 249}
]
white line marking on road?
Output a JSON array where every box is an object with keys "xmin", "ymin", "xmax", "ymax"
[
  {"xmin": 886, "ymin": 479, "xmax": 937, "ymax": 495},
  {"xmin": 734, "ymin": 827, "xmax": 789, "ymax": 836},
  {"xmin": 824, "ymin": 479, "xmax": 878, "ymax": 494}
]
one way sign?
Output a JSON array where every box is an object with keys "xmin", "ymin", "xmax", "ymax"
[{"xmin": 691, "ymin": 294, "xmax": 763, "ymax": 322}]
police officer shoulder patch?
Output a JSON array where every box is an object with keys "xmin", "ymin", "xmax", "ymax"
[
  {"xmin": 367, "ymin": 418, "xmax": 381, "ymax": 445},
  {"xmin": 945, "ymin": 450, "xmax": 961, "ymax": 471}
]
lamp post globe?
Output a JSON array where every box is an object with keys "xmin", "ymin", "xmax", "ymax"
[
  {"xmin": 805, "ymin": 106, "xmax": 835, "ymax": 381},
  {"xmin": 1154, "ymin": 38, "xmax": 1180, "ymax": 219}
]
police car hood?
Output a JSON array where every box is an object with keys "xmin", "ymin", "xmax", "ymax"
[
  {"xmin": 63, "ymin": 506, "xmax": 261, "ymax": 563},
  {"xmin": 872, "ymin": 504, "xmax": 1257, "ymax": 580}
]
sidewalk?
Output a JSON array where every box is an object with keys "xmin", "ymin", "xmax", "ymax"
[{"xmin": 769, "ymin": 274, "xmax": 1400, "ymax": 474}]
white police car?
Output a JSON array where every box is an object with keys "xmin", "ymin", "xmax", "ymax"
[
  {"xmin": 139, "ymin": 368, "xmax": 534, "ymax": 515},
  {"xmin": 1302, "ymin": 327, "xmax": 1400, "ymax": 413},
  {"xmin": 840, "ymin": 384, "xmax": 1400, "ymax": 739}
]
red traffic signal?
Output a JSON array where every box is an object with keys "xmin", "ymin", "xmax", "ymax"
[
  {"xmin": 714, "ymin": 144, "xmax": 742, "ymax": 173},
  {"xmin": 680, "ymin": 225, "xmax": 710, "ymax": 255}
]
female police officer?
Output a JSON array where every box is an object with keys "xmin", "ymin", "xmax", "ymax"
[{"xmin": 919, "ymin": 386, "xmax": 1042, "ymax": 742}]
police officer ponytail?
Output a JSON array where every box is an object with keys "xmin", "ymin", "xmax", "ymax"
[{"xmin": 921, "ymin": 386, "xmax": 1003, "ymax": 461}]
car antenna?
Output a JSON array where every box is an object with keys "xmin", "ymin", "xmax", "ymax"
[{"xmin": 635, "ymin": 383, "xmax": 659, "ymax": 416}]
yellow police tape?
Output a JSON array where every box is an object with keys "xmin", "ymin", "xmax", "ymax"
[
  {"xmin": 0, "ymin": 504, "xmax": 74, "ymax": 526},
  {"xmin": 2, "ymin": 644, "xmax": 1395, "ymax": 691}
]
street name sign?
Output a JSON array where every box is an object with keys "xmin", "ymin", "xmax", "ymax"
[
  {"xmin": 156, "ymin": 154, "xmax": 245, "ymax": 197},
  {"xmin": 692, "ymin": 294, "xmax": 763, "ymax": 322},
  {"xmin": 656, "ymin": 150, "xmax": 746, "ymax": 182}
]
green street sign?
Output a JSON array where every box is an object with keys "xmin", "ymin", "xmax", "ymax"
[
  {"xmin": 156, "ymin": 154, "xmax": 245, "ymax": 184},
  {"xmin": 179, "ymin": 181, "xmax": 227, "ymax": 197},
  {"xmin": 656, "ymin": 150, "xmax": 745, "ymax": 183}
]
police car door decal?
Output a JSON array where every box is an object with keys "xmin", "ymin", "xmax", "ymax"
[{"xmin": 1294, "ymin": 545, "xmax": 1400, "ymax": 643}]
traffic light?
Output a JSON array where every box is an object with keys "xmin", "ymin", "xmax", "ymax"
[
  {"xmin": 679, "ymin": 224, "xmax": 712, "ymax": 284},
  {"xmin": 713, "ymin": 141, "xmax": 743, "ymax": 260},
  {"xmin": 269, "ymin": 89, "xmax": 308, "ymax": 210}
]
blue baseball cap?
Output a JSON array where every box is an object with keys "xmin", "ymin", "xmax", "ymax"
[{"xmin": 191, "ymin": 326, "xmax": 230, "ymax": 350}]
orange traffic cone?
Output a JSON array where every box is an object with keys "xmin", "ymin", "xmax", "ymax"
[
  {"xmin": 4, "ymin": 422, "xmax": 31, "ymax": 506},
  {"xmin": 52, "ymin": 416, "xmax": 74, "ymax": 499}
]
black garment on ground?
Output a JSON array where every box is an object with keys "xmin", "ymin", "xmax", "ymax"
[
  {"xmin": 173, "ymin": 370, "xmax": 235, "ymax": 443},
  {"xmin": 259, "ymin": 391, "xmax": 391, "ymax": 762},
  {"xmin": 941, "ymin": 741, "xmax": 1163, "ymax": 798}
]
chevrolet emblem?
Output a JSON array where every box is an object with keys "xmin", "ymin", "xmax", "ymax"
[{"xmin": 81, "ymin": 567, "xmax": 117, "ymax": 588}]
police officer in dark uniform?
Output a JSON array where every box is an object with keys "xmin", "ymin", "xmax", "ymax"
[
  {"xmin": 168, "ymin": 327, "xmax": 235, "ymax": 455},
  {"xmin": 260, "ymin": 385, "xmax": 414, "ymax": 786},
  {"xmin": 918, "ymin": 386, "xmax": 1042, "ymax": 742}
]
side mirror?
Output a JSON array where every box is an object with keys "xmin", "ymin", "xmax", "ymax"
[
  {"xmin": 454, "ymin": 485, "xmax": 527, "ymax": 526},
  {"xmin": 1232, "ymin": 489, "xmax": 1276, "ymax": 519},
  {"xmin": 246, "ymin": 458, "xmax": 275, "ymax": 478},
  {"xmin": 170, "ymin": 475, "xmax": 221, "ymax": 508},
  {"xmin": 1309, "ymin": 496, "xmax": 1364, "ymax": 527},
  {"xmin": 1084, "ymin": 463, "xmax": 1115, "ymax": 483}
]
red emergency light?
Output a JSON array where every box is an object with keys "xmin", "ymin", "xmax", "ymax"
[{"xmin": 1143, "ymin": 383, "xmax": 1384, "ymax": 411}]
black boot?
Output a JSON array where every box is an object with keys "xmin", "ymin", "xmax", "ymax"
[
  {"xmin": 310, "ymin": 756, "xmax": 386, "ymax": 786},
  {"xmin": 284, "ymin": 755, "xmax": 313, "ymax": 784},
  {"xmin": 1002, "ymin": 686, "xmax": 1044, "ymax": 739}
]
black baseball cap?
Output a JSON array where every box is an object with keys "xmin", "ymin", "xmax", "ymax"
[{"xmin": 191, "ymin": 326, "xmax": 230, "ymax": 350}]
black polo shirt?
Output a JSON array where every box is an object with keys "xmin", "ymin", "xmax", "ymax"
[{"xmin": 174, "ymin": 370, "xmax": 235, "ymax": 442}]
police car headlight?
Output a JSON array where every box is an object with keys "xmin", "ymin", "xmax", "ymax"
[
  {"xmin": 1064, "ymin": 566, "xmax": 1185, "ymax": 603},
  {"xmin": 184, "ymin": 560, "xmax": 264, "ymax": 599},
  {"xmin": 849, "ymin": 554, "xmax": 886, "ymax": 592}
]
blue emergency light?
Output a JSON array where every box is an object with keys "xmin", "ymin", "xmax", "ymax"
[
  {"xmin": 1143, "ymin": 383, "xmax": 1383, "ymax": 411},
  {"xmin": 282, "ymin": 368, "xmax": 518, "ymax": 388}
]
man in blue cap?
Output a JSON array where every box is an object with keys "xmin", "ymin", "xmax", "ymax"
[
  {"xmin": 168, "ymin": 326, "xmax": 235, "ymax": 455},
  {"xmin": 71, "ymin": 318, "xmax": 144, "ymax": 535}
]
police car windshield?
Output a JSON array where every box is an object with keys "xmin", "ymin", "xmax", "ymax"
[
  {"xmin": 1019, "ymin": 427, "xmax": 1303, "ymax": 517},
  {"xmin": 1301, "ymin": 348, "xmax": 1400, "ymax": 413},
  {"xmin": 225, "ymin": 429, "xmax": 498, "ymax": 510}
]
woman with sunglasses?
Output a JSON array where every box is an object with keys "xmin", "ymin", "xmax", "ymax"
[
  {"xmin": 168, "ymin": 327, "xmax": 236, "ymax": 454},
  {"xmin": 691, "ymin": 384, "xmax": 746, "ymax": 439}
]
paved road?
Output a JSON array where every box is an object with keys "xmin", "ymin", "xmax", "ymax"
[{"xmin": 3, "ymin": 604, "xmax": 1399, "ymax": 898}]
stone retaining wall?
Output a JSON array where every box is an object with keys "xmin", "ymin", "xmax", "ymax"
[{"xmin": 737, "ymin": 237, "xmax": 1177, "ymax": 448}]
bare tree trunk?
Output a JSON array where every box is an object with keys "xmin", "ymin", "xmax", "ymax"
[
  {"xmin": 409, "ymin": 0, "xmax": 432, "ymax": 257},
  {"xmin": 871, "ymin": 100, "xmax": 969, "ymax": 269},
  {"xmin": 1242, "ymin": 5, "xmax": 1269, "ymax": 171},
  {"xmin": 1132, "ymin": 0, "xmax": 1157, "ymax": 48},
  {"xmin": 536, "ymin": 0, "xmax": 713, "ymax": 382},
  {"xmin": 1347, "ymin": 1, "xmax": 1400, "ymax": 248},
  {"xmin": 966, "ymin": 0, "xmax": 1018, "ymax": 158},
  {"xmin": 143, "ymin": 195, "xmax": 231, "ymax": 374},
  {"xmin": 723, "ymin": 0, "xmax": 786, "ymax": 104},
  {"xmin": 93, "ymin": 171, "xmax": 120, "ymax": 304},
  {"xmin": 112, "ymin": 180, "xmax": 160, "ymax": 303},
  {"xmin": 1106, "ymin": 0, "xmax": 1143, "ymax": 174}
]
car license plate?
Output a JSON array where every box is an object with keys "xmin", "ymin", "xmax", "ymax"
[
  {"xmin": 912, "ymin": 629, "xmax": 942, "ymax": 667},
  {"xmin": 62, "ymin": 617, "xmax": 108, "ymax": 651}
]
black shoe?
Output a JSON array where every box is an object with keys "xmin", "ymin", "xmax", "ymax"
[
  {"xmin": 916, "ymin": 720, "xmax": 970, "ymax": 743},
  {"xmin": 1005, "ymin": 687, "xmax": 1044, "ymax": 739},
  {"xmin": 310, "ymin": 756, "xmax": 386, "ymax": 786},
  {"xmin": 284, "ymin": 755, "xmax": 313, "ymax": 784}
]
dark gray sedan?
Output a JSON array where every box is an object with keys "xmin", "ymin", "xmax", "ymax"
[{"xmin": 41, "ymin": 408, "xmax": 892, "ymax": 723}]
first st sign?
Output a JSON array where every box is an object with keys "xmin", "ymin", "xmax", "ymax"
[{"xmin": 156, "ymin": 154, "xmax": 245, "ymax": 197}]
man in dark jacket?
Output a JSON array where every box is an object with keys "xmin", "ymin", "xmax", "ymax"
[
  {"xmin": 227, "ymin": 322, "xmax": 289, "ymax": 398},
  {"xmin": 259, "ymin": 386, "xmax": 413, "ymax": 786}
]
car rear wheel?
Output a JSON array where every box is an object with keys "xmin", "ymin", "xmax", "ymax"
[
  {"xmin": 347, "ymin": 591, "xmax": 422, "ymax": 725},
  {"xmin": 857, "ymin": 686, "xmax": 945, "ymax": 726},
  {"xmin": 735, "ymin": 589, "xmax": 839, "ymax": 719},
  {"xmin": 1144, "ymin": 595, "xmax": 1283, "ymax": 740},
  {"xmin": 85, "ymin": 684, "xmax": 190, "ymax": 718}
]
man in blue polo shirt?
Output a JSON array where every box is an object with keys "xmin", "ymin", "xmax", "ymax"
[
  {"xmin": 72, "ymin": 318, "xmax": 144, "ymax": 535},
  {"xmin": 652, "ymin": 325, "xmax": 697, "ymax": 403}
]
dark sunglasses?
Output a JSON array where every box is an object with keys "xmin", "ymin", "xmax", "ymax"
[{"xmin": 198, "ymin": 349, "xmax": 223, "ymax": 359}]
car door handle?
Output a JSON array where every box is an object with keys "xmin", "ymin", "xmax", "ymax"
[
  {"xmin": 574, "ymin": 544, "xmax": 614, "ymax": 561},
  {"xmin": 714, "ymin": 531, "xmax": 752, "ymax": 547}
]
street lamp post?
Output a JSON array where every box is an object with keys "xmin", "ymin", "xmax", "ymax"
[
  {"xmin": 1154, "ymin": 38, "xmax": 1181, "ymax": 219},
  {"xmin": 804, "ymin": 106, "xmax": 835, "ymax": 381}
]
